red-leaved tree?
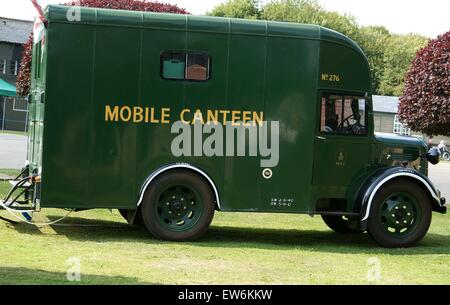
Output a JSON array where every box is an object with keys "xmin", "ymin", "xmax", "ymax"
[
  {"xmin": 398, "ymin": 31, "xmax": 450, "ymax": 136},
  {"xmin": 16, "ymin": 0, "xmax": 189, "ymax": 96}
]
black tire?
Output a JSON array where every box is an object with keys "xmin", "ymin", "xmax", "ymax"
[
  {"xmin": 367, "ymin": 180, "xmax": 432, "ymax": 248},
  {"xmin": 141, "ymin": 169, "xmax": 215, "ymax": 241},
  {"xmin": 322, "ymin": 215, "xmax": 364, "ymax": 234}
]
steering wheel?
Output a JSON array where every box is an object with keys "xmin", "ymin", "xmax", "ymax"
[
  {"xmin": 337, "ymin": 114, "xmax": 355, "ymax": 133},
  {"xmin": 337, "ymin": 114, "xmax": 366, "ymax": 135}
]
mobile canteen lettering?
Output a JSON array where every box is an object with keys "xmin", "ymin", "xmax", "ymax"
[
  {"xmin": 104, "ymin": 105, "xmax": 264, "ymax": 126},
  {"xmin": 104, "ymin": 105, "xmax": 279, "ymax": 168}
]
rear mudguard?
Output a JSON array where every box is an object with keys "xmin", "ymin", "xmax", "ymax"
[{"xmin": 354, "ymin": 167, "xmax": 446, "ymax": 230}]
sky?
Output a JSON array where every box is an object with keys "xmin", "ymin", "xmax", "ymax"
[{"xmin": 0, "ymin": 0, "xmax": 449, "ymax": 38}]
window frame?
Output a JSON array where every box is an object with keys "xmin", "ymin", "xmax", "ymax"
[
  {"xmin": 160, "ymin": 50, "xmax": 211, "ymax": 82},
  {"xmin": 13, "ymin": 98, "xmax": 28, "ymax": 112},
  {"xmin": 0, "ymin": 59, "xmax": 6, "ymax": 75},
  {"xmin": 393, "ymin": 115, "xmax": 411, "ymax": 136},
  {"xmin": 319, "ymin": 91, "xmax": 369, "ymax": 137},
  {"xmin": 10, "ymin": 60, "xmax": 18, "ymax": 76}
]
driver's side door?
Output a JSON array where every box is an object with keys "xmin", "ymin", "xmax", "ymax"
[{"xmin": 312, "ymin": 92, "xmax": 372, "ymax": 192}]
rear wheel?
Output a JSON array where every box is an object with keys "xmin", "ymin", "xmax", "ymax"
[
  {"xmin": 141, "ymin": 169, "xmax": 215, "ymax": 241},
  {"xmin": 367, "ymin": 180, "xmax": 432, "ymax": 248},
  {"xmin": 322, "ymin": 215, "xmax": 364, "ymax": 234}
]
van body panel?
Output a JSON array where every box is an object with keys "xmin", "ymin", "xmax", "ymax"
[{"xmin": 30, "ymin": 5, "xmax": 420, "ymax": 215}]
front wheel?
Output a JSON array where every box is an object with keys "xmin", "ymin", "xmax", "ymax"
[
  {"xmin": 141, "ymin": 169, "xmax": 215, "ymax": 241},
  {"xmin": 367, "ymin": 180, "xmax": 432, "ymax": 248}
]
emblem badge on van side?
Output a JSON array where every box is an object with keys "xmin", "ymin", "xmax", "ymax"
[{"xmin": 336, "ymin": 152, "xmax": 346, "ymax": 167}]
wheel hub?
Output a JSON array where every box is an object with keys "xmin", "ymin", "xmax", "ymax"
[
  {"xmin": 155, "ymin": 185, "xmax": 203, "ymax": 231},
  {"xmin": 167, "ymin": 195, "xmax": 188, "ymax": 218},
  {"xmin": 379, "ymin": 193, "xmax": 420, "ymax": 235}
]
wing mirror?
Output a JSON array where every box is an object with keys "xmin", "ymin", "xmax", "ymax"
[{"xmin": 425, "ymin": 147, "xmax": 441, "ymax": 165}]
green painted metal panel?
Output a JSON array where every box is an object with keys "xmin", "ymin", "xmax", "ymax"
[
  {"xmin": 261, "ymin": 37, "xmax": 319, "ymax": 212},
  {"xmin": 222, "ymin": 33, "xmax": 267, "ymax": 211},
  {"xmin": 40, "ymin": 23, "xmax": 94, "ymax": 207},
  {"xmin": 143, "ymin": 13, "xmax": 187, "ymax": 30}
]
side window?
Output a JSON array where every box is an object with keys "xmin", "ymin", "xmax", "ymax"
[
  {"xmin": 186, "ymin": 53, "xmax": 209, "ymax": 81},
  {"xmin": 320, "ymin": 93, "xmax": 367, "ymax": 136},
  {"xmin": 161, "ymin": 51, "xmax": 210, "ymax": 81},
  {"xmin": 161, "ymin": 51, "xmax": 185, "ymax": 80}
]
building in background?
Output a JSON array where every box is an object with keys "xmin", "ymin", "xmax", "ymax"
[
  {"xmin": 373, "ymin": 95, "xmax": 449, "ymax": 148},
  {"xmin": 0, "ymin": 17, "xmax": 32, "ymax": 85},
  {"xmin": 0, "ymin": 17, "xmax": 32, "ymax": 131}
]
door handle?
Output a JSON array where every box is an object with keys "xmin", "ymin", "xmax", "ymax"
[{"xmin": 316, "ymin": 136, "xmax": 326, "ymax": 140}]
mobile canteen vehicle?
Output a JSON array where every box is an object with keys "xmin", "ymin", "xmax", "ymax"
[{"xmin": 2, "ymin": 5, "xmax": 447, "ymax": 248}]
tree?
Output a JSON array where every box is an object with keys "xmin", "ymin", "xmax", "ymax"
[
  {"xmin": 16, "ymin": 0, "xmax": 188, "ymax": 96},
  {"xmin": 398, "ymin": 31, "xmax": 450, "ymax": 136},
  {"xmin": 354, "ymin": 26, "xmax": 391, "ymax": 93},
  {"xmin": 261, "ymin": 0, "xmax": 323, "ymax": 24},
  {"xmin": 378, "ymin": 33, "xmax": 428, "ymax": 96},
  {"xmin": 208, "ymin": 0, "xmax": 261, "ymax": 19}
]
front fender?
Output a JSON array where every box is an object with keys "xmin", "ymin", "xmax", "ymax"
[{"xmin": 355, "ymin": 167, "xmax": 445, "ymax": 228}]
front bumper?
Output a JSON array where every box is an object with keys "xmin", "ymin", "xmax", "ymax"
[
  {"xmin": 436, "ymin": 196, "xmax": 447, "ymax": 213},
  {"xmin": 434, "ymin": 188, "xmax": 447, "ymax": 213}
]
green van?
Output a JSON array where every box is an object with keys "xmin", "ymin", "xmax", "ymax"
[{"xmin": 3, "ymin": 5, "xmax": 446, "ymax": 247}]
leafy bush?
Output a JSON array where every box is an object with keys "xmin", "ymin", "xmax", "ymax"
[{"xmin": 398, "ymin": 31, "xmax": 450, "ymax": 136}]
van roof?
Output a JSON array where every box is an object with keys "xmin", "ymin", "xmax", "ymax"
[{"xmin": 45, "ymin": 5, "xmax": 365, "ymax": 57}]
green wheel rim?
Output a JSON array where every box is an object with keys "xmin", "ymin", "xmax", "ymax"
[
  {"xmin": 378, "ymin": 192, "xmax": 422, "ymax": 237},
  {"xmin": 154, "ymin": 184, "xmax": 204, "ymax": 232}
]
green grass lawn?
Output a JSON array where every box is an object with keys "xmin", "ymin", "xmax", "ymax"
[{"xmin": 0, "ymin": 180, "xmax": 449, "ymax": 285}]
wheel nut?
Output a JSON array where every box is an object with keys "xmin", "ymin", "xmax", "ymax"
[
  {"xmin": 166, "ymin": 202, "xmax": 170, "ymax": 206},
  {"xmin": 391, "ymin": 214, "xmax": 395, "ymax": 217},
  {"xmin": 404, "ymin": 220, "xmax": 407, "ymax": 224},
  {"xmin": 403, "ymin": 206, "xmax": 406, "ymax": 209},
  {"xmin": 407, "ymin": 213, "xmax": 411, "ymax": 216},
  {"xmin": 395, "ymin": 207, "xmax": 399, "ymax": 210},
  {"xmin": 396, "ymin": 221, "xmax": 399, "ymax": 224}
]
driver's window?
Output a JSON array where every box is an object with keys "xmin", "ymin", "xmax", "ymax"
[{"xmin": 320, "ymin": 94, "xmax": 367, "ymax": 136}]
